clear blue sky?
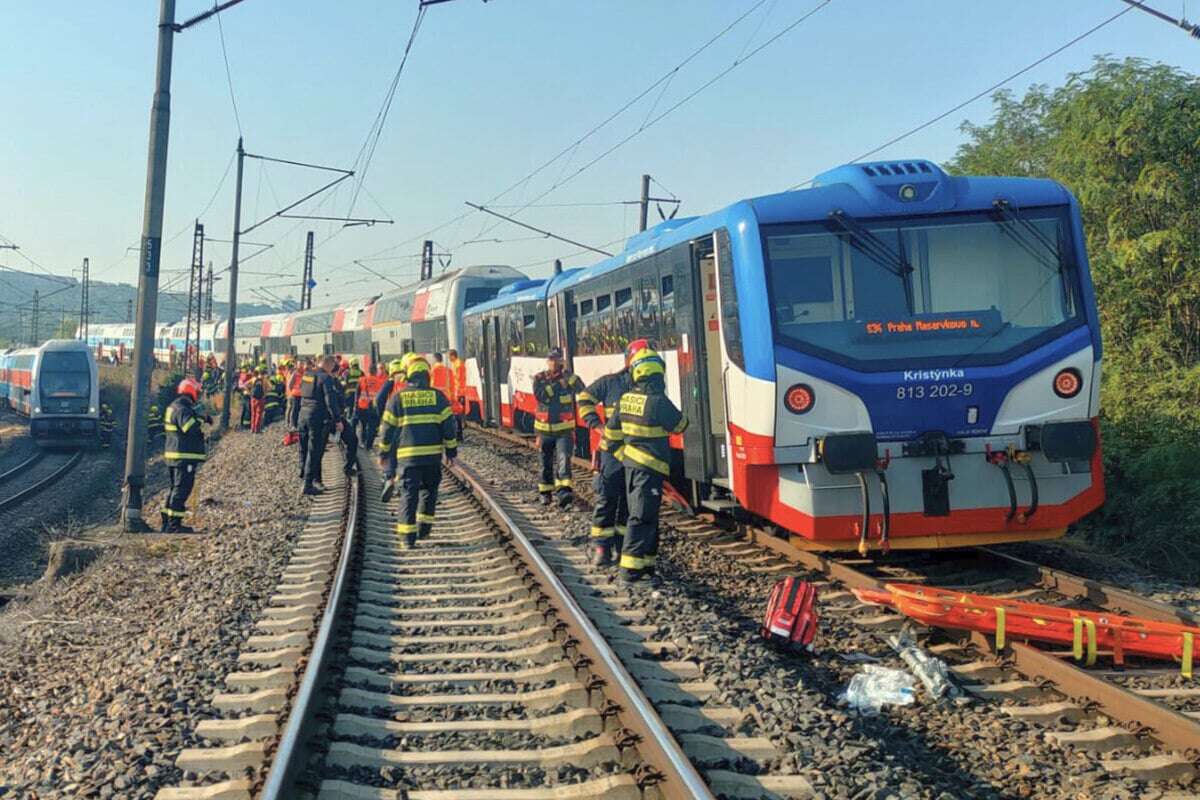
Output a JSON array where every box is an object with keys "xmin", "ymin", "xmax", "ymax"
[{"xmin": 1, "ymin": 0, "xmax": 1198, "ymax": 315}]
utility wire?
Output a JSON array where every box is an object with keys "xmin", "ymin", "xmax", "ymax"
[
  {"xmin": 215, "ymin": 2, "xmax": 243, "ymax": 135},
  {"xmin": 346, "ymin": 5, "xmax": 428, "ymax": 219},
  {"xmin": 787, "ymin": 3, "xmax": 1136, "ymax": 189}
]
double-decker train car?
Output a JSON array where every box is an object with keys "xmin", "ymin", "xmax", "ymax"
[
  {"xmin": 460, "ymin": 159, "xmax": 1104, "ymax": 552},
  {"xmin": 84, "ymin": 265, "xmax": 528, "ymax": 372},
  {"xmin": 0, "ymin": 339, "xmax": 99, "ymax": 445}
]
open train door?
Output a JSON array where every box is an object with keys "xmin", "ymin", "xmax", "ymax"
[
  {"xmin": 673, "ymin": 234, "xmax": 728, "ymax": 493},
  {"xmin": 480, "ymin": 315, "xmax": 503, "ymax": 426},
  {"xmin": 547, "ymin": 292, "xmax": 577, "ymax": 366}
]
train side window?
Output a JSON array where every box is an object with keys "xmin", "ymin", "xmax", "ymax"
[
  {"xmin": 594, "ymin": 294, "xmax": 614, "ymax": 354},
  {"xmin": 578, "ymin": 298, "xmax": 595, "ymax": 355},
  {"xmin": 636, "ymin": 277, "xmax": 659, "ymax": 341},
  {"xmin": 659, "ymin": 272, "xmax": 677, "ymax": 347},
  {"xmin": 615, "ymin": 287, "xmax": 635, "ymax": 347},
  {"xmin": 506, "ymin": 307, "xmax": 523, "ymax": 357},
  {"xmin": 716, "ymin": 228, "xmax": 744, "ymax": 369}
]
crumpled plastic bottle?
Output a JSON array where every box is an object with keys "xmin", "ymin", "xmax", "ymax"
[{"xmin": 842, "ymin": 664, "xmax": 917, "ymax": 715}]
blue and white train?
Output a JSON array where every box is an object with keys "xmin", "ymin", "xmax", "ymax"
[{"xmin": 460, "ymin": 160, "xmax": 1103, "ymax": 551}]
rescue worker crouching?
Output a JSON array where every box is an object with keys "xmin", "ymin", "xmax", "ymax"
[
  {"xmin": 532, "ymin": 347, "xmax": 585, "ymax": 509},
  {"xmin": 163, "ymin": 377, "xmax": 209, "ymax": 532},
  {"xmin": 578, "ymin": 338, "xmax": 647, "ymax": 567},
  {"xmin": 376, "ymin": 355, "xmax": 458, "ymax": 549},
  {"xmin": 604, "ymin": 347, "xmax": 687, "ymax": 584}
]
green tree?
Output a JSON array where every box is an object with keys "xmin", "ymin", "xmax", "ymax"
[{"xmin": 948, "ymin": 57, "xmax": 1200, "ymax": 572}]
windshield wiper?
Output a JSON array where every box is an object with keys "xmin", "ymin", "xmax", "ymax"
[
  {"xmin": 991, "ymin": 199, "xmax": 1064, "ymax": 275},
  {"xmin": 828, "ymin": 209, "xmax": 915, "ymax": 312}
]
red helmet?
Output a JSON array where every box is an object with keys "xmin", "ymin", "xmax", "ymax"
[
  {"xmin": 177, "ymin": 377, "xmax": 202, "ymax": 401},
  {"xmin": 625, "ymin": 338, "xmax": 651, "ymax": 367}
]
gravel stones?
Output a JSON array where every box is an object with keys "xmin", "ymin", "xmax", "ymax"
[{"xmin": 0, "ymin": 428, "xmax": 313, "ymax": 798}]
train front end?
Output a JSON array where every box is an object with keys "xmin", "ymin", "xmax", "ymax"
[
  {"xmin": 731, "ymin": 160, "xmax": 1103, "ymax": 551},
  {"xmin": 29, "ymin": 340, "xmax": 100, "ymax": 446}
]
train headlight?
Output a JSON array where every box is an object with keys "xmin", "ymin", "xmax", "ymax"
[
  {"xmin": 90, "ymin": 406, "xmax": 96, "ymax": 413},
  {"xmin": 34, "ymin": 407, "xmax": 41, "ymax": 414},
  {"xmin": 784, "ymin": 383, "xmax": 815, "ymax": 414},
  {"xmin": 1053, "ymin": 368, "xmax": 1082, "ymax": 399}
]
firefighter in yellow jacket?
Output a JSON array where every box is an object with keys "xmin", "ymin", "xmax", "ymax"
[
  {"xmin": 604, "ymin": 347, "xmax": 686, "ymax": 583},
  {"xmin": 377, "ymin": 355, "xmax": 458, "ymax": 549},
  {"xmin": 162, "ymin": 377, "xmax": 208, "ymax": 533},
  {"xmin": 532, "ymin": 347, "xmax": 585, "ymax": 508}
]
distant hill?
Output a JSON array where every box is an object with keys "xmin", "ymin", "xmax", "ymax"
[{"xmin": 0, "ymin": 268, "xmax": 278, "ymax": 347}]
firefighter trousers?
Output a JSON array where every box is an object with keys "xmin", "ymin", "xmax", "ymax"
[
  {"xmin": 298, "ymin": 416, "xmax": 327, "ymax": 486},
  {"xmin": 396, "ymin": 463, "xmax": 441, "ymax": 547},
  {"xmin": 355, "ymin": 407, "xmax": 378, "ymax": 450},
  {"xmin": 165, "ymin": 462, "xmax": 197, "ymax": 529},
  {"xmin": 620, "ymin": 468, "xmax": 663, "ymax": 575},
  {"xmin": 591, "ymin": 455, "xmax": 627, "ymax": 546},
  {"xmin": 538, "ymin": 433, "xmax": 573, "ymax": 500},
  {"xmin": 337, "ymin": 421, "xmax": 358, "ymax": 473}
]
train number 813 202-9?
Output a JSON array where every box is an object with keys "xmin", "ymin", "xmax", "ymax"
[{"xmin": 896, "ymin": 383, "xmax": 974, "ymax": 400}]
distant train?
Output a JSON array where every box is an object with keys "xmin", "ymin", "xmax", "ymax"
[
  {"xmin": 461, "ymin": 159, "xmax": 1104, "ymax": 552},
  {"xmin": 0, "ymin": 339, "xmax": 100, "ymax": 445},
  {"xmin": 84, "ymin": 265, "xmax": 523, "ymax": 370},
  {"xmin": 82, "ymin": 159, "xmax": 1105, "ymax": 553}
]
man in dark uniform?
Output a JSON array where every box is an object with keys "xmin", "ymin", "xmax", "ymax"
[
  {"xmin": 146, "ymin": 403, "xmax": 164, "ymax": 443},
  {"xmin": 532, "ymin": 348, "xmax": 585, "ymax": 508},
  {"xmin": 604, "ymin": 347, "xmax": 687, "ymax": 583},
  {"xmin": 577, "ymin": 338, "xmax": 647, "ymax": 566},
  {"xmin": 162, "ymin": 377, "xmax": 208, "ymax": 532},
  {"xmin": 327, "ymin": 360, "xmax": 360, "ymax": 476},
  {"xmin": 298, "ymin": 355, "xmax": 342, "ymax": 495},
  {"xmin": 377, "ymin": 355, "xmax": 458, "ymax": 549}
]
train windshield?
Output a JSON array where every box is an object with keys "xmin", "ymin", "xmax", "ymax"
[
  {"xmin": 38, "ymin": 351, "xmax": 91, "ymax": 398},
  {"xmin": 763, "ymin": 205, "xmax": 1083, "ymax": 369}
]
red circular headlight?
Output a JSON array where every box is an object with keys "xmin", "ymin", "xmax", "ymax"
[
  {"xmin": 1053, "ymin": 368, "xmax": 1082, "ymax": 399},
  {"xmin": 784, "ymin": 383, "xmax": 815, "ymax": 414}
]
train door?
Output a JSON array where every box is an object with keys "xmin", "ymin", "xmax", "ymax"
[
  {"xmin": 481, "ymin": 315, "xmax": 503, "ymax": 426},
  {"xmin": 673, "ymin": 234, "xmax": 728, "ymax": 484},
  {"xmin": 548, "ymin": 292, "xmax": 577, "ymax": 364}
]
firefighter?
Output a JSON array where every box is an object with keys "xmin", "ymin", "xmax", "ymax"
[
  {"xmin": 343, "ymin": 357, "xmax": 363, "ymax": 419},
  {"xmin": 329, "ymin": 363, "xmax": 360, "ymax": 476},
  {"xmin": 448, "ymin": 348, "xmax": 467, "ymax": 439},
  {"xmin": 249, "ymin": 365, "xmax": 268, "ymax": 433},
  {"xmin": 430, "ymin": 353, "xmax": 451, "ymax": 404},
  {"xmin": 162, "ymin": 377, "xmax": 208, "ymax": 532},
  {"xmin": 298, "ymin": 355, "xmax": 343, "ymax": 495},
  {"xmin": 604, "ymin": 347, "xmax": 687, "ymax": 583},
  {"xmin": 532, "ymin": 348, "xmax": 585, "ymax": 508},
  {"xmin": 356, "ymin": 362, "xmax": 386, "ymax": 450},
  {"xmin": 377, "ymin": 355, "xmax": 458, "ymax": 549},
  {"xmin": 147, "ymin": 403, "xmax": 164, "ymax": 442},
  {"xmin": 375, "ymin": 357, "xmax": 408, "ymax": 501},
  {"xmin": 266, "ymin": 364, "xmax": 285, "ymax": 424},
  {"xmin": 578, "ymin": 338, "xmax": 647, "ymax": 566},
  {"xmin": 98, "ymin": 403, "xmax": 116, "ymax": 448},
  {"xmin": 285, "ymin": 357, "xmax": 304, "ymax": 442}
]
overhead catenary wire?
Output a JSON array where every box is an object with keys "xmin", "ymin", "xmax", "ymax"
[
  {"xmin": 214, "ymin": 2, "xmax": 243, "ymax": 135},
  {"xmin": 786, "ymin": 3, "xmax": 1137, "ymax": 189}
]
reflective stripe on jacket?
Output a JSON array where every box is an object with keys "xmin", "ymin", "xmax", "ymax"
[
  {"xmin": 532, "ymin": 370, "xmax": 584, "ymax": 435},
  {"xmin": 579, "ymin": 370, "xmax": 633, "ymax": 456},
  {"xmin": 604, "ymin": 376, "xmax": 686, "ymax": 476},
  {"xmin": 164, "ymin": 397, "xmax": 206, "ymax": 463},
  {"xmin": 377, "ymin": 374, "xmax": 458, "ymax": 466}
]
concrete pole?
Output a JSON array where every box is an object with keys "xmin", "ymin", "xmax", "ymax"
[
  {"xmin": 120, "ymin": 0, "xmax": 176, "ymax": 532},
  {"xmin": 219, "ymin": 137, "xmax": 245, "ymax": 430}
]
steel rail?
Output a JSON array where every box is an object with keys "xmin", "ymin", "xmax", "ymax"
[
  {"xmin": 0, "ymin": 450, "xmax": 81, "ymax": 511},
  {"xmin": 260, "ymin": 463, "xmax": 361, "ymax": 800},
  {"xmin": 445, "ymin": 456, "xmax": 717, "ymax": 800},
  {"xmin": 472, "ymin": 425, "xmax": 1200, "ymax": 757},
  {"xmin": 0, "ymin": 450, "xmax": 46, "ymax": 485}
]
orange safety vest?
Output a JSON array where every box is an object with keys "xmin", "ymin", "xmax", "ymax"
[
  {"xmin": 449, "ymin": 357, "xmax": 467, "ymax": 413},
  {"xmin": 358, "ymin": 373, "xmax": 386, "ymax": 410},
  {"xmin": 430, "ymin": 363, "xmax": 451, "ymax": 399},
  {"xmin": 287, "ymin": 366, "xmax": 305, "ymax": 398}
]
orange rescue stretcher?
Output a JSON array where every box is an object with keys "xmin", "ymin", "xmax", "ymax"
[{"xmin": 854, "ymin": 582, "xmax": 1197, "ymax": 678}]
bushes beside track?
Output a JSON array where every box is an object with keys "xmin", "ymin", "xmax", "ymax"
[{"xmin": 948, "ymin": 57, "xmax": 1200, "ymax": 578}]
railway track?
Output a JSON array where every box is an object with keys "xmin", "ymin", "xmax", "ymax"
[
  {"xmin": 161, "ymin": 448, "xmax": 811, "ymax": 799},
  {"xmin": 0, "ymin": 449, "xmax": 81, "ymax": 512},
  {"xmin": 472, "ymin": 425, "xmax": 1200, "ymax": 787}
]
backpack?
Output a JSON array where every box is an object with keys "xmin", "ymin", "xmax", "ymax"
[{"xmin": 761, "ymin": 577, "xmax": 819, "ymax": 652}]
